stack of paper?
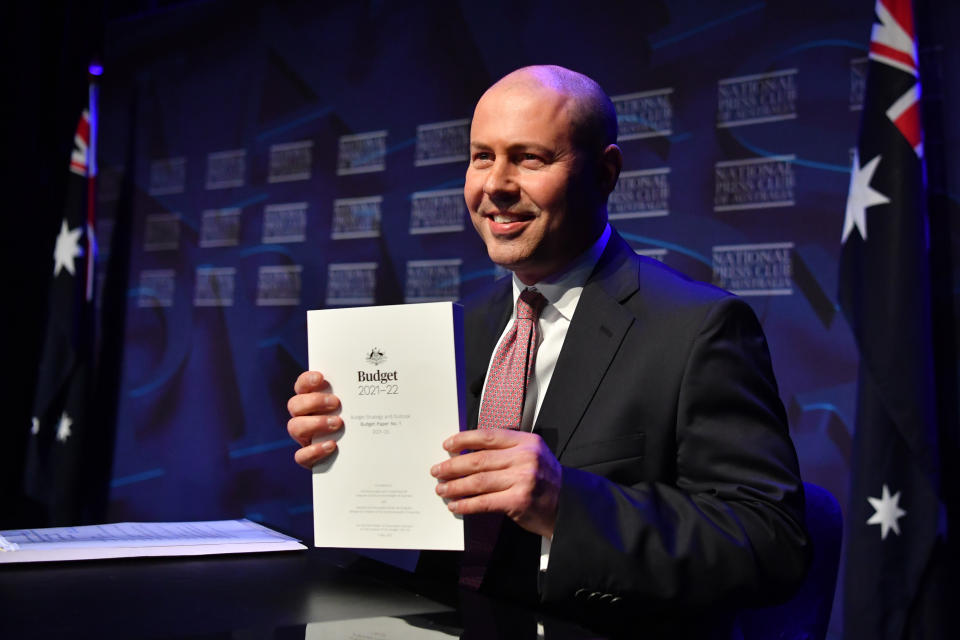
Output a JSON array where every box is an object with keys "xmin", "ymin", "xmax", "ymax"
[{"xmin": 0, "ymin": 519, "xmax": 305, "ymax": 563}]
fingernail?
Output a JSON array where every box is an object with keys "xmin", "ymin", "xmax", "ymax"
[
  {"xmin": 447, "ymin": 501, "xmax": 458, "ymax": 513},
  {"xmin": 321, "ymin": 441, "xmax": 335, "ymax": 452},
  {"xmin": 309, "ymin": 373, "xmax": 319, "ymax": 385},
  {"xmin": 324, "ymin": 396, "xmax": 337, "ymax": 409},
  {"xmin": 443, "ymin": 437, "xmax": 453, "ymax": 450},
  {"xmin": 326, "ymin": 417, "xmax": 339, "ymax": 430},
  {"xmin": 436, "ymin": 483, "xmax": 446, "ymax": 496},
  {"xmin": 430, "ymin": 464, "xmax": 439, "ymax": 477}
]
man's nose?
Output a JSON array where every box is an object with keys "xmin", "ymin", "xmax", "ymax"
[{"xmin": 483, "ymin": 159, "xmax": 520, "ymax": 200}]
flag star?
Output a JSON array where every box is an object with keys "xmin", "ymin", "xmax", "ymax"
[
  {"xmin": 866, "ymin": 484, "xmax": 907, "ymax": 540},
  {"xmin": 842, "ymin": 150, "xmax": 890, "ymax": 244},
  {"xmin": 31, "ymin": 416, "xmax": 40, "ymax": 435},
  {"xmin": 53, "ymin": 218, "xmax": 83, "ymax": 277},
  {"xmin": 56, "ymin": 411, "xmax": 73, "ymax": 443}
]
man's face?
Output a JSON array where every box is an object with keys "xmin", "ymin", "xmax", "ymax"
[{"xmin": 465, "ymin": 83, "xmax": 602, "ymax": 284}]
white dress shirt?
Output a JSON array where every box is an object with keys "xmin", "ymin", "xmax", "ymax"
[{"xmin": 480, "ymin": 223, "xmax": 612, "ymax": 571}]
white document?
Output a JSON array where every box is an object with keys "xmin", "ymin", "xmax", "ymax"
[
  {"xmin": 0, "ymin": 519, "xmax": 305, "ymax": 563},
  {"xmin": 307, "ymin": 302, "xmax": 464, "ymax": 550}
]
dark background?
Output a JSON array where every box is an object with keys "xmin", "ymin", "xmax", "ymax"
[{"xmin": 3, "ymin": 2, "xmax": 958, "ymax": 638}]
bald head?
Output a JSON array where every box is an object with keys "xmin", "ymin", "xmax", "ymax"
[
  {"xmin": 465, "ymin": 65, "xmax": 623, "ymax": 283},
  {"xmin": 483, "ymin": 65, "xmax": 618, "ymax": 156}
]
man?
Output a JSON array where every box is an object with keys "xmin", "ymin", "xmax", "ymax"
[{"xmin": 287, "ymin": 66, "xmax": 808, "ymax": 635}]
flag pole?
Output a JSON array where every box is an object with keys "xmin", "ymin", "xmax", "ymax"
[{"xmin": 85, "ymin": 62, "xmax": 101, "ymax": 303}]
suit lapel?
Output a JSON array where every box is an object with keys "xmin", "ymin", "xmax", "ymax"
[{"xmin": 533, "ymin": 232, "xmax": 641, "ymax": 458}]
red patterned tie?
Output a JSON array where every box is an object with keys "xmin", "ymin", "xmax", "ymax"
[{"xmin": 478, "ymin": 288, "xmax": 547, "ymax": 430}]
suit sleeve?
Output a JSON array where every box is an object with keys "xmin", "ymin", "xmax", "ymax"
[{"xmin": 541, "ymin": 295, "xmax": 809, "ymax": 611}]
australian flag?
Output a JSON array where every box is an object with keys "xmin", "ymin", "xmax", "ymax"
[
  {"xmin": 24, "ymin": 76, "xmax": 99, "ymax": 526},
  {"xmin": 839, "ymin": 1, "xmax": 945, "ymax": 638}
]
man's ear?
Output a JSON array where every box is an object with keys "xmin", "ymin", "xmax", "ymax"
[{"xmin": 599, "ymin": 144, "xmax": 623, "ymax": 195}]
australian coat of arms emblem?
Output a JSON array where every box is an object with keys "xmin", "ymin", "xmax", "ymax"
[{"xmin": 365, "ymin": 347, "xmax": 386, "ymax": 365}]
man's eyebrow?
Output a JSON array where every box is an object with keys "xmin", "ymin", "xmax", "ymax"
[
  {"xmin": 469, "ymin": 142, "xmax": 555, "ymax": 156},
  {"xmin": 509, "ymin": 143, "xmax": 554, "ymax": 156}
]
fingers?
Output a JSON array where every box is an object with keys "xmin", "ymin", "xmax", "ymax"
[
  {"xmin": 287, "ymin": 414, "xmax": 342, "ymax": 469},
  {"xmin": 444, "ymin": 487, "xmax": 533, "ymax": 520},
  {"xmin": 432, "ymin": 429, "xmax": 538, "ymax": 481},
  {"xmin": 433, "ymin": 446, "xmax": 543, "ymax": 501},
  {"xmin": 441, "ymin": 427, "xmax": 525, "ymax": 453},
  {"xmin": 432, "ymin": 429, "xmax": 561, "ymax": 538},
  {"xmin": 293, "ymin": 439, "xmax": 337, "ymax": 469},
  {"xmin": 288, "ymin": 371, "xmax": 342, "ymax": 470},
  {"xmin": 439, "ymin": 466, "xmax": 556, "ymax": 538},
  {"xmin": 435, "ymin": 463, "xmax": 535, "ymax": 501},
  {"xmin": 287, "ymin": 388, "xmax": 340, "ymax": 418},
  {"xmin": 431, "ymin": 447, "xmax": 519, "ymax": 481},
  {"xmin": 294, "ymin": 371, "xmax": 327, "ymax": 395},
  {"xmin": 287, "ymin": 414, "xmax": 342, "ymax": 447},
  {"xmin": 288, "ymin": 371, "xmax": 337, "ymax": 417}
]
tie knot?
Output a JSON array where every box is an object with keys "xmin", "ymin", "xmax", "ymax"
[{"xmin": 516, "ymin": 288, "xmax": 547, "ymax": 321}]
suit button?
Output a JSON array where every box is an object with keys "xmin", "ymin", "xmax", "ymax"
[
  {"xmin": 574, "ymin": 588, "xmax": 588, "ymax": 600},
  {"xmin": 586, "ymin": 591, "xmax": 601, "ymax": 601},
  {"xmin": 610, "ymin": 596, "xmax": 623, "ymax": 605},
  {"xmin": 598, "ymin": 593, "xmax": 614, "ymax": 604}
]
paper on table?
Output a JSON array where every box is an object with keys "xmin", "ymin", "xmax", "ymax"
[
  {"xmin": 0, "ymin": 519, "xmax": 306, "ymax": 563},
  {"xmin": 306, "ymin": 616, "xmax": 457, "ymax": 639},
  {"xmin": 308, "ymin": 302, "xmax": 464, "ymax": 551}
]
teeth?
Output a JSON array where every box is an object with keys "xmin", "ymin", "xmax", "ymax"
[{"xmin": 493, "ymin": 215, "xmax": 521, "ymax": 223}]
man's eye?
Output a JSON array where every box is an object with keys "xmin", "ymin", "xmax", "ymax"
[
  {"xmin": 520, "ymin": 153, "xmax": 544, "ymax": 166},
  {"xmin": 473, "ymin": 152, "xmax": 493, "ymax": 162}
]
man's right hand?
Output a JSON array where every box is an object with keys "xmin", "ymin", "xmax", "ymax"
[{"xmin": 287, "ymin": 371, "xmax": 342, "ymax": 469}]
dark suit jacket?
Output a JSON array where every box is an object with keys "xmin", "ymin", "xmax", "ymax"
[{"xmin": 461, "ymin": 230, "xmax": 809, "ymax": 633}]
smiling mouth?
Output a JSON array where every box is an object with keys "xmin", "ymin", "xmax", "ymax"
[{"xmin": 486, "ymin": 212, "xmax": 534, "ymax": 224}]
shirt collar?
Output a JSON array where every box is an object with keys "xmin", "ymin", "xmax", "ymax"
[{"xmin": 510, "ymin": 223, "xmax": 611, "ymax": 321}]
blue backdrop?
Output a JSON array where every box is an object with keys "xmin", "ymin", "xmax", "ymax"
[{"xmin": 89, "ymin": 2, "xmax": 960, "ymax": 635}]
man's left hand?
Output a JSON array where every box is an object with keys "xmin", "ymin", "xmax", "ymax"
[{"xmin": 431, "ymin": 429, "xmax": 562, "ymax": 538}]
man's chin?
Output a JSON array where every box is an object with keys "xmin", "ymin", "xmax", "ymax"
[
  {"xmin": 488, "ymin": 256, "xmax": 546, "ymax": 285},
  {"xmin": 484, "ymin": 240, "xmax": 525, "ymax": 266},
  {"xmin": 484, "ymin": 254, "xmax": 518, "ymax": 275},
  {"xmin": 489, "ymin": 257, "xmax": 519, "ymax": 273}
]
